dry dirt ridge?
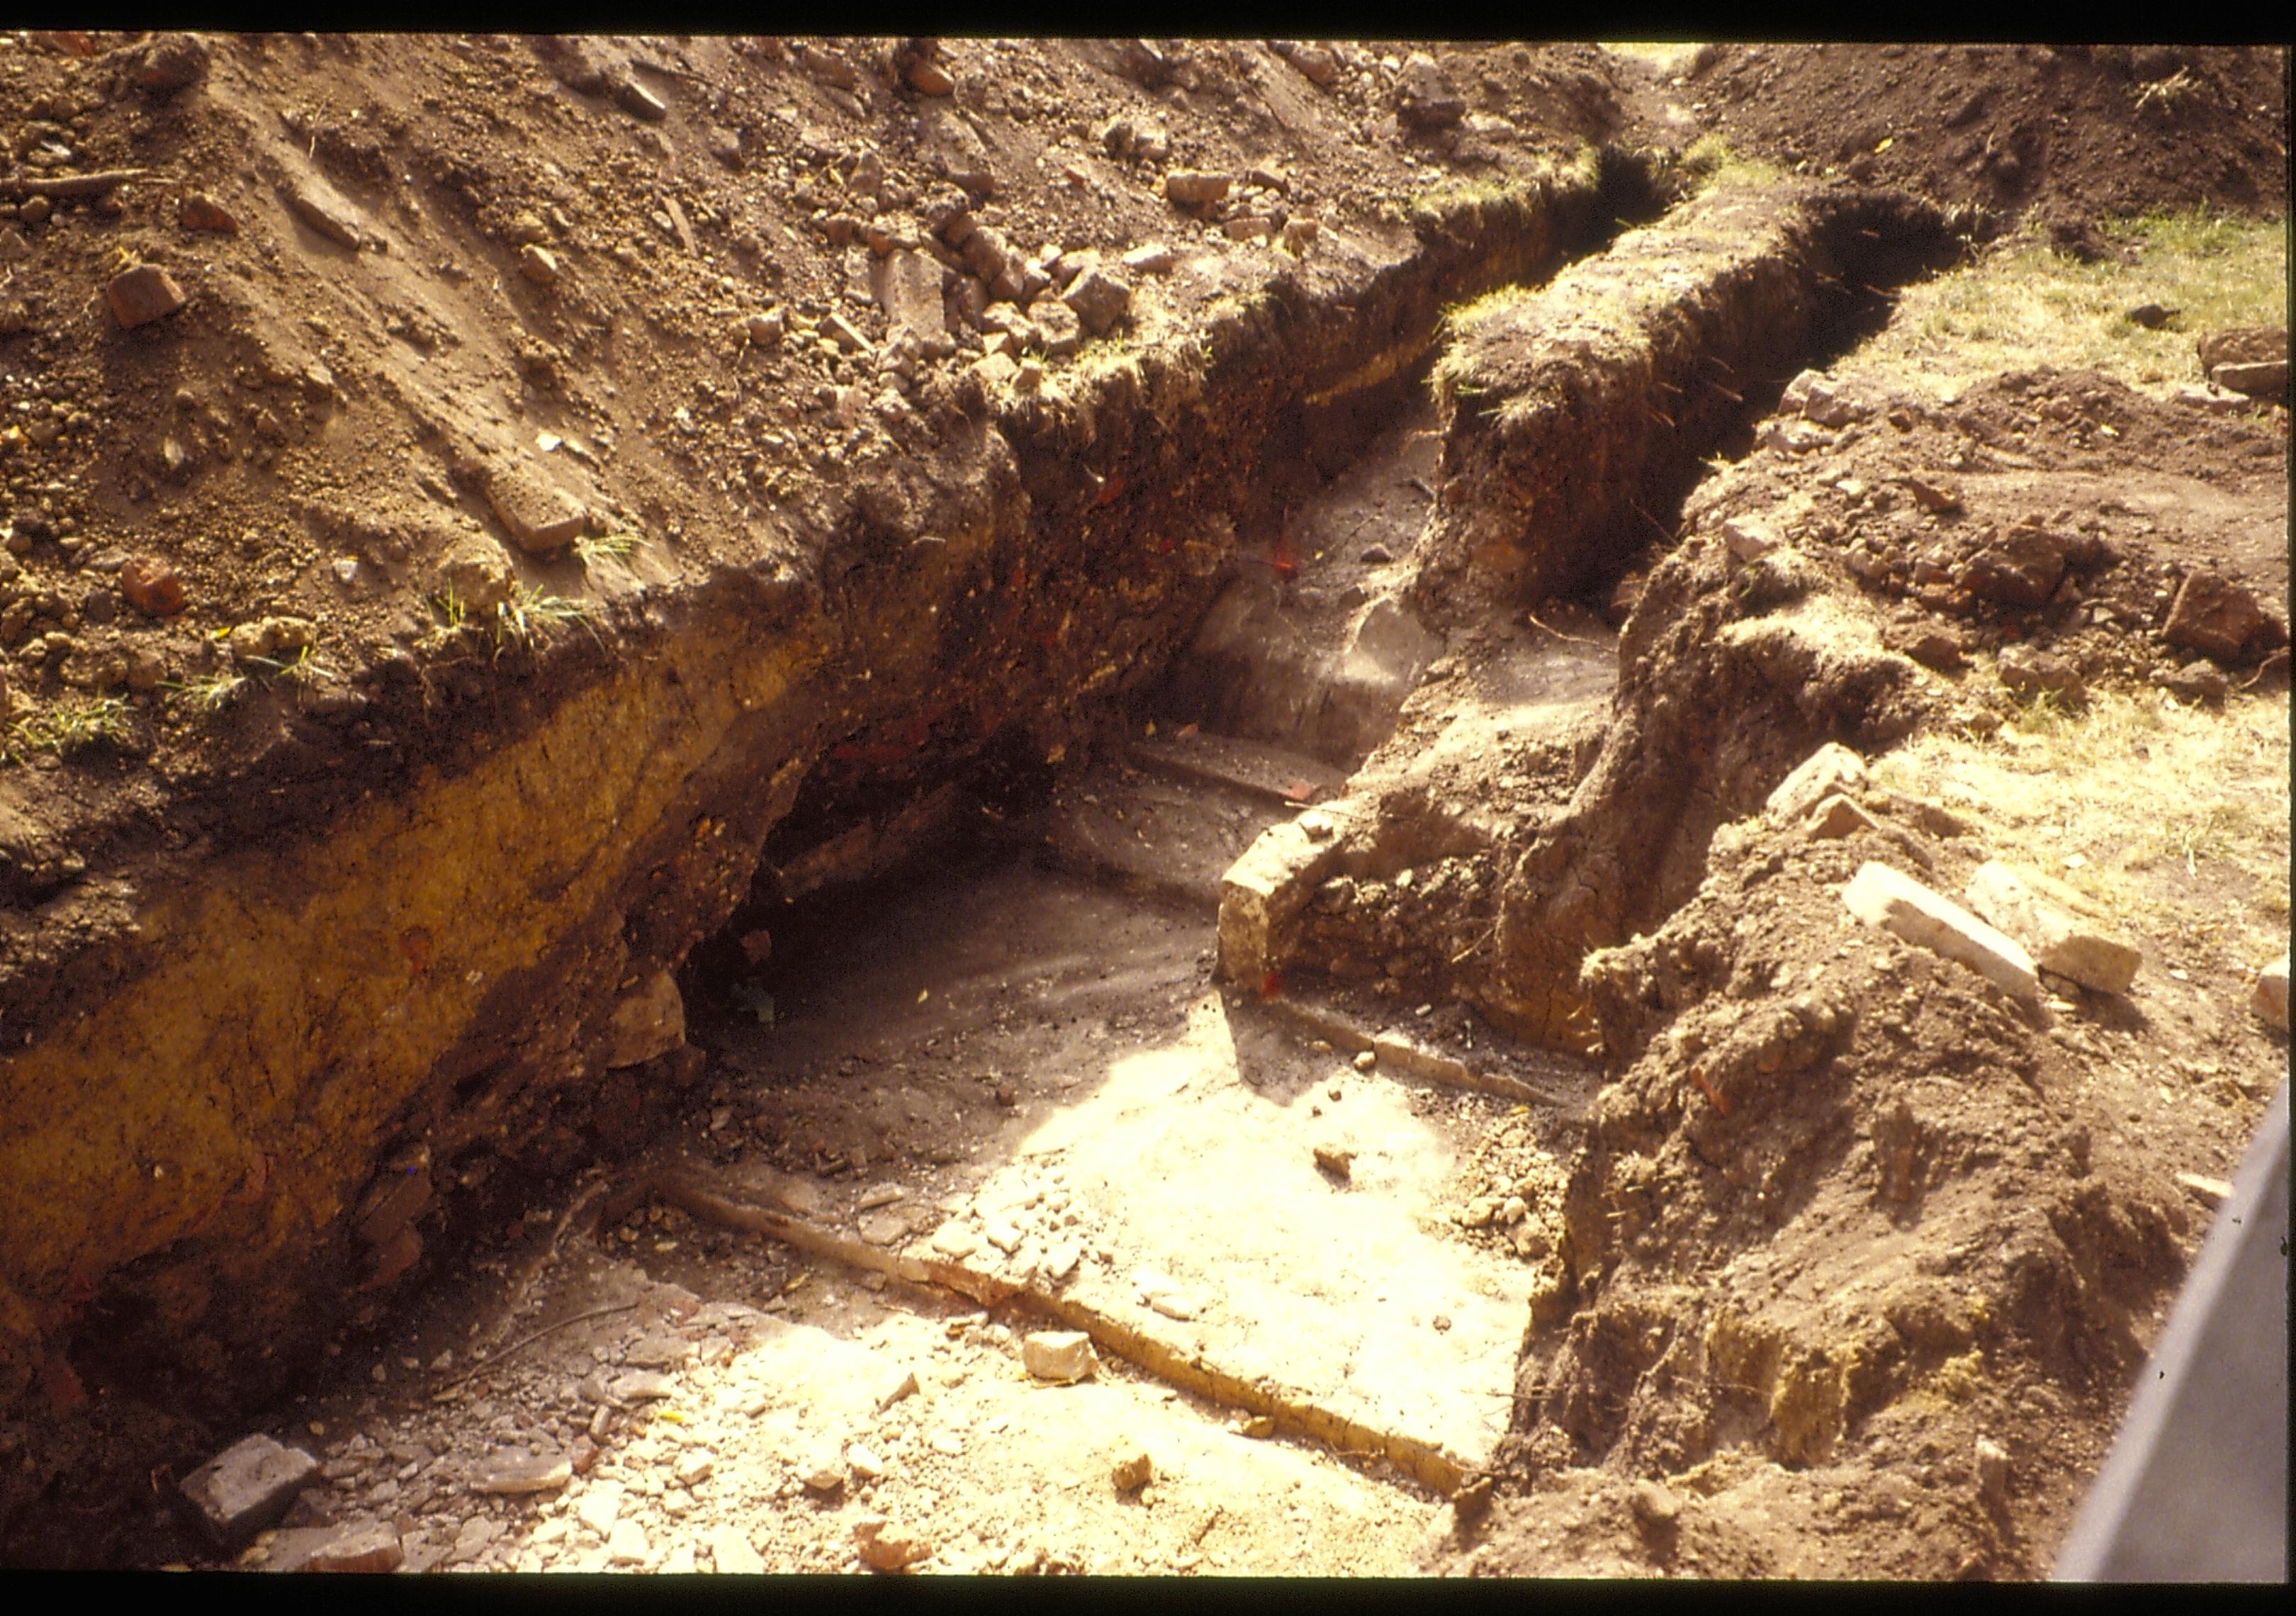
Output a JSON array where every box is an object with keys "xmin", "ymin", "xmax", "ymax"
[{"xmin": 0, "ymin": 35, "xmax": 2282, "ymax": 1575}]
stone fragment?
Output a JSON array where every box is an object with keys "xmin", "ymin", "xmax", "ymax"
[
  {"xmin": 2196, "ymin": 325, "xmax": 2286, "ymax": 374},
  {"xmin": 930, "ymin": 1223, "xmax": 981, "ymax": 1258},
  {"xmin": 858, "ymin": 1209, "xmax": 911, "ymax": 1246},
  {"xmin": 1629, "ymin": 1478, "xmax": 1681, "ymax": 1527},
  {"xmin": 1111, "ymin": 1452, "xmax": 1154, "ymax": 1493},
  {"xmin": 2163, "ymin": 570, "xmax": 2280, "ymax": 663},
  {"xmin": 1760, "ymin": 418, "xmax": 1834, "ymax": 454},
  {"xmin": 1280, "ymin": 218, "xmax": 1320, "ymax": 255},
  {"xmin": 130, "ymin": 31, "xmax": 209, "ymax": 96},
  {"xmin": 2151, "ymin": 660, "xmax": 2229, "ymax": 704},
  {"xmin": 1164, "ymin": 170, "xmax": 1232, "ymax": 208},
  {"xmin": 708, "ymin": 1524, "xmax": 765, "ymax": 1575},
  {"xmin": 608, "ymin": 1369, "xmax": 676, "ymax": 1403},
  {"xmin": 1397, "ymin": 53, "xmax": 1465, "ymax": 128},
  {"xmin": 519, "ymin": 245, "xmax": 561, "ymax": 285},
  {"xmin": 1020, "ymin": 1330, "xmax": 1098, "ymax": 1384},
  {"xmin": 2173, "ymin": 383, "xmax": 2251, "ymax": 414},
  {"xmin": 1352, "ymin": 1048, "xmax": 1377, "ymax": 1072},
  {"xmin": 1782, "ymin": 369, "xmax": 1871, "ymax": 427},
  {"xmin": 1721, "ymin": 515, "xmax": 1781, "ymax": 560},
  {"xmin": 2125, "ymin": 303, "xmax": 2177, "ymax": 330},
  {"xmin": 486, "ymin": 465, "xmax": 587, "ymax": 555},
  {"xmin": 1806, "ymin": 793, "xmax": 1879, "ymax": 840},
  {"xmin": 225, "ymin": 615, "xmax": 317, "ymax": 666},
  {"xmin": 854, "ymin": 1515, "xmax": 930, "ymax": 1571},
  {"xmin": 614, "ymin": 79, "xmax": 669, "ymax": 122},
  {"xmin": 907, "ymin": 59, "xmax": 955, "ymax": 97},
  {"xmin": 1766, "ymin": 741, "xmax": 1867, "ymax": 824},
  {"xmin": 605, "ymin": 1518, "xmax": 650, "ymax": 1566},
  {"xmin": 181, "ymin": 1434, "xmax": 320, "ymax": 1549},
  {"xmin": 119, "ymin": 556, "xmax": 186, "ymax": 617},
  {"xmin": 623, "ymin": 1332, "xmax": 694, "ymax": 1369},
  {"xmin": 846, "ymin": 1442, "xmax": 888, "ymax": 1481},
  {"xmin": 1995, "ymin": 645, "xmax": 2084, "ymax": 701},
  {"xmin": 106, "ymin": 265, "xmax": 188, "ymax": 328},
  {"xmin": 1276, "ymin": 41, "xmax": 1339, "ymax": 85},
  {"xmin": 604, "ymin": 970, "xmax": 684, "ymax": 1067},
  {"xmin": 1964, "ymin": 860, "xmax": 2140, "ymax": 994},
  {"xmin": 281, "ymin": 178, "xmax": 365, "ymax": 248},
  {"xmin": 1884, "ymin": 620, "xmax": 1966, "ymax": 670},
  {"xmin": 577, "ymin": 1482, "xmax": 623, "ymax": 1537},
  {"xmin": 1974, "ymin": 1437, "xmax": 2010, "ymax": 1507},
  {"xmin": 308, "ymin": 1520, "xmax": 403, "ymax": 1573},
  {"xmin": 437, "ymin": 536, "xmax": 514, "ymax": 616},
  {"xmin": 446, "ymin": 1516, "xmax": 502, "ymax": 1566},
  {"xmin": 1220, "ymin": 802, "xmax": 1363, "ymax": 981},
  {"xmin": 675, "ymin": 1451, "xmax": 716, "ymax": 1487},
  {"xmin": 2174, "ymin": 1172, "xmax": 2235, "ymax": 1206},
  {"xmin": 2255, "ymin": 955, "xmax": 2289, "ymax": 1032},
  {"xmin": 472, "ymin": 1452, "xmax": 573, "ymax": 1495},
  {"xmin": 1034, "ymin": 298, "xmax": 1082, "ymax": 359},
  {"xmin": 823, "ymin": 312, "xmax": 870, "ymax": 353},
  {"xmin": 875, "ymin": 1367, "xmax": 921, "ymax": 1412},
  {"xmin": 1062, "ymin": 266, "xmax": 1132, "ymax": 337},
  {"xmin": 1959, "ymin": 525, "xmax": 2068, "ymax": 607},
  {"xmin": 179, "ymin": 193, "xmax": 239, "ymax": 233},
  {"xmin": 1121, "ymin": 242, "xmax": 1175, "ymax": 276},
  {"xmin": 1312, "ymin": 1144, "xmax": 1354, "ymax": 1181},
  {"xmin": 1843, "ymin": 861, "xmax": 2039, "ymax": 1005},
  {"xmin": 2212, "ymin": 359, "xmax": 2289, "ymax": 398},
  {"xmin": 872, "ymin": 248, "xmax": 945, "ymax": 344},
  {"xmin": 1903, "ymin": 475, "xmax": 1963, "ymax": 513}
]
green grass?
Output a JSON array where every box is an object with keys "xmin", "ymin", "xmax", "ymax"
[
  {"xmin": 4, "ymin": 695, "xmax": 132, "ymax": 760},
  {"xmin": 1854, "ymin": 206, "xmax": 2287, "ymax": 401},
  {"xmin": 575, "ymin": 532, "xmax": 644, "ymax": 567},
  {"xmin": 494, "ymin": 584, "xmax": 598, "ymax": 651},
  {"xmin": 163, "ymin": 671, "xmax": 249, "ymax": 712}
]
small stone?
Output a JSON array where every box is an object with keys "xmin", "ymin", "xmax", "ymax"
[
  {"xmin": 1239, "ymin": 1415, "xmax": 1276, "ymax": 1439},
  {"xmin": 1163, "ymin": 170, "xmax": 1233, "ymax": 208},
  {"xmin": 131, "ymin": 31, "xmax": 210, "ymax": 96},
  {"xmin": 1995, "ymin": 645, "xmax": 2085, "ymax": 702},
  {"xmin": 708, "ymin": 1524, "xmax": 765, "ymax": 1575},
  {"xmin": 182, "ymin": 1435, "xmax": 320, "ymax": 1549},
  {"xmin": 1974, "ymin": 1437, "xmax": 2010, "ymax": 1506},
  {"xmin": 446, "ymin": 1515, "xmax": 503, "ymax": 1566},
  {"xmin": 1120, "ymin": 242, "xmax": 1175, "ymax": 275},
  {"xmin": 906, "ymin": 60, "xmax": 955, "ymax": 96},
  {"xmin": 119, "ymin": 556, "xmax": 187, "ymax": 617},
  {"xmin": 675, "ymin": 1451, "xmax": 716, "ymax": 1488},
  {"xmin": 18, "ymin": 196, "xmax": 51, "ymax": 226},
  {"xmin": 614, "ymin": 79, "xmax": 669, "ymax": 123},
  {"xmin": 823, "ymin": 312, "xmax": 870, "ymax": 353},
  {"xmin": 1021, "ymin": 1330, "xmax": 1098, "ymax": 1384},
  {"xmin": 486, "ymin": 466, "xmax": 587, "ymax": 555},
  {"xmin": 2152, "ymin": 660, "xmax": 2229, "ymax": 704},
  {"xmin": 854, "ymin": 1516, "xmax": 930, "ymax": 1572},
  {"xmin": 1629, "ymin": 1478, "xmax": 1682, "ymax": 1527},
  {"xmin": 1279, "ymin": 218, "xmax": 1320, "ymax": 255},
  {"xmin": 846, "ymin": 1442, "xmax": 888, "ymax": 1481},
  {"xmin": 106, "ymin": 265, "xmax": 188, "ymax": 329},
  {"xmin": 1806, "ymin": 793, "xmax": 1880, "ymax": 840},
  {"xmin": 605, "ymin": 1518, "xmax": 650, "ymax": 1566},
  {"xmin": 1721, "ymin": 515, "xmax": 1781, "ymax": 560},
  {"xmin": 1278, "ymin": 42, "xmax": 1339, "ymax": 86},
  {"xmin": 621, "ymin": 1332, "xmax": 693, "ymax": 1369},
  {"xmin": 2174, "ymin": 1172, "xmax": 2236, "ymax": 1206},
  {"xmin": 1111, "ymin": 1452, "xmax": 1154, "ymax": 1493},
  {"xmin": 179, "ymin": 193, "xmax": 240, "ymax": 233},
  {"xmin": 801, "ymin": 1464, "xmax": 845, "ymax": 1496},
  {"xmin": 2163, "ymin": 570, "xmax": 2280, "ymax": 663},
  {"xmin": 1062, "ymin": 266, "xmax": 1133, "ymax": 337},
  {"xmin": 1903, "ymin": 475, "xmax": 1964, "ymax": 513},
  {"xmin": 930, "ymin": 1223, "xmax": 981, "ymax": 1259},
  {"xmin": 1767, "ymin": 741, "xmax": 1868, "ymax": 823},
  {"xmin": 1960, "ymin": 526, "xmax": 2069, "ymax": 607},
  {"xmin": 472, "ymin": 1452, "xmax": 573, "ymax": 1496},
  {"xmin": 305, "ymin": 1520, "xmax": 403, "ymax": 1574},
  {"xmin": 875, "ymin": 1368, "xmax": 921, "ymax": 1413},
  {"xmin": 1884, "ymin": 621, "xmax": 1966, "ymax": 671},
  {"xmin": 608, "ymin": 1369, "xmax": 675, "ymax": 1404},
  {"xmin": 1397, "ymin": 53, "xmax": 1465, "ymax": 128},
  {"xmin": 2212, "ymin": 359, "xmax": 2289, "ymax": 398},
  {"xmin": 1843, "ymin": 861, "xmax": 2040, "ymax": 1005},
  {"xmin": 858, "ymin": 1209, "xmax": 911, "ymax": 1246},
  {"xmin": 519, "ymin": 245, "xmax": 561, "ymax": 286},
  {"xmin": 282, "ymin": 178, "xmax": 365, "ymax": 248},
  {"xmin": 1313, "ymin": 1145, "xmax": 1354, "ymax": 1181},
  {"xmin": 1353, "ymin": 1048, "xmax": 1377, "ymax": 1072},
  {"xmin": 2254, "ymin": 955, "xmax": 2289, "ymax": 1031},
  {"xmin": 577, "ymin": 1483, "xmax": 622, "ymax": 1538}
]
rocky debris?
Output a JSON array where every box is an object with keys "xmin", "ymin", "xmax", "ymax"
[
  {"xmin": 1884, "ymin": 620, "xmax": 1966, "ymax": 671},
  {"xmin": 854, "ymin": 1514, "xmax": 931, "ymax": 1571},
  {"xmin": 225, "ymin": 615, "xmax": 317, "ymax": 666},
  {"xmin": 1959, "ymin": 523, "xmax": 2068, "ymax": 607},
  {"xmin": 2151, "ymin": 660, "xmax": 2229, "ymax": 704},
  {"xmin": 1766, "ymin": 740, "xmax": 1869, "ymax": 824},
  {"xmin": 181, "ymin": 1434, "xmax": 319, "ymax": 1549},
  {"xmin": 485, "ymin": 464, "xmax": 589, "ymax": 556},
  {"xmin": 1164, "ymin": 170, "xmax": 1233, "ymax": 210},
  {"xmin": 1020, "ymin": 1330, "xmax": 1099, "ymax": 1384},
  {"xmin": 614, "ymin": 79, "xmax": 670, "ymax": 123},
  {"xmin": 1313, "ymin": 1144, "xmax": 1355, "ymax": 1182},
  {"xmin": 608, "ymin": 1369, "xmax": 676, "ymax": 1403},
  {"xmin": 1628, "ymin": 1478, "xmax": 1682, "ymax": 1528},
  {"xmin": 281, "ymin": 176, "xmax": 368, "ymax": 250},
  {"xmin": 2255, "ymin": 955, "xmax": 2289, "ymax": 1032},
  {"xmin": 471, "ymin": 1451, "xmax": 573, "ymax": 1495},
  {"xmin": 1843, "ymin": 860, "xmax": 2041, "ymax": 1005},
  {"xmin": 305, "ymin": 1519, "xmax": 403, "ymax": 1573},
  {"xmin": 1273, "ymin": 40, "xmax": 1340, "ymax": 86},
  {"xmin": 1964, "ymin": 860, "xmax": 2140, "ymax": 995},
  {"xmin": 1902, "ymin": 474, "xmax": 1964, "ymax": 513},
  {"xmin": 519, "ymin": 245, "xmax": 562, "ymax": 286},
  {"xmin": 1974, "ymin": 1437, "xmax": 2011, "ymax": 1508},
  {"xmin": 119, "ymin": 556, "xmax": 187, "ymax": 617},
  {"xmin": 1111, "ymin": 1451, "xmax": 1154, "ymax": 1493},
  {"xmin": 105, "ymin": 264, "xmax": 187, "ymax": 329},
  {"xmin": 437, "ymin": 535, "xmax": 515, "ymax": 616},
  {"xmin": 1806, "ymin": 793, "xmax": 1881, "ymax": 840},
  {"xmin": 1062, "ymin": 265, "xmax": 1132, "ymax": 337},
  {"xmin": 1995, "ymin": 644, "xmax": 2085, "ymax": 702},
  {"xmin": 128, "ymin": 31, "xmax": 210, "ymax": 96},
  {"xmin": 708, "ymin": 1523, "xmax": 765, "ymax": 1575},
  {"xmin": 846, "ymin": 1441, "xmax": 888, "ymax": 1481},
  {"xmin": 1780, "ymin": 368, "xmax": 1874, "ymax": 427},
  {"xmin": 1120, "ymin": 242, "xmax": 1176, "ymax": 276},
  {"xmin": 1397, "ymin": 53, "xmax": 1466, "ymax": 129},
  {"xmin": 2162, "ymin": 570, "xmax": 2285, "ymax": 664},
  {"xmin": 2197, "ymin": 325, "xmax": 2287, "ymax": 397},
  {"xmin": 605, "ymin": 1517, "xmax": 651, "ymax": 1565},
  {"xmin": 1721, "ymin": 515, "xmax": 1782, "ymax": 560}
]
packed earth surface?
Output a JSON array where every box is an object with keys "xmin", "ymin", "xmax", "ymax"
[{"xmin": 0, "ymin": 33, "xmax": 2285, "ymax": 1577}]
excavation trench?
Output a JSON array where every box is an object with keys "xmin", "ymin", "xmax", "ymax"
[{"xmin": 4, "ymin": 165, "xmax": 1978, "ymax": 1562}]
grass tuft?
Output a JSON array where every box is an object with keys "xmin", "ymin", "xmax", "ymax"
[{"xmin": 5, "ymin": 695, "xmax": 133, "ymax": 761}]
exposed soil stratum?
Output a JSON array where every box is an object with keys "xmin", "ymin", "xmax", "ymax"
[{"xmin": 0, "ymin": 33, "xmax": 2285, "ymax": 1576}]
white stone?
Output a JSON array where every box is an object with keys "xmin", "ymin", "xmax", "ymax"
[
  {"xmin": 1767, "ymin": 741, "xmax": 1868, "ymax": 824},
  {"xmin": 576, "ymin": 1482, "xmax": 623, "ymax": 1538},
  {"xmin": 1964, "ymin": 860, "xmax": 2141, "ymax": 995},
  {"xmin": 707, "ymin": 1524, "xmax": 765, "ymax": 1575},
  {"xmin": 1722, "ymin": 515, "xmax": 1782, "ymax": 560},
  {"xmin": 1020, "ymin": 1330, "xmax": 1098, "ymax": 1384},
  {"xmin": 2255, "ymin": 955, "xmax": 2289, "ymax": 1031},
  {"xmin": 1843, "ymin": 862, "xmax": 2039, "ymax": 1005},
  {"xmin": 604, "ymin": 1519, "xmax": 649, "ymax": 1566}
]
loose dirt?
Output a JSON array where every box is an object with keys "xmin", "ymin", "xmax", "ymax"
[{"xmin": 0, "ymin": 34, "xmax": 2285, "ymax": 1580}]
